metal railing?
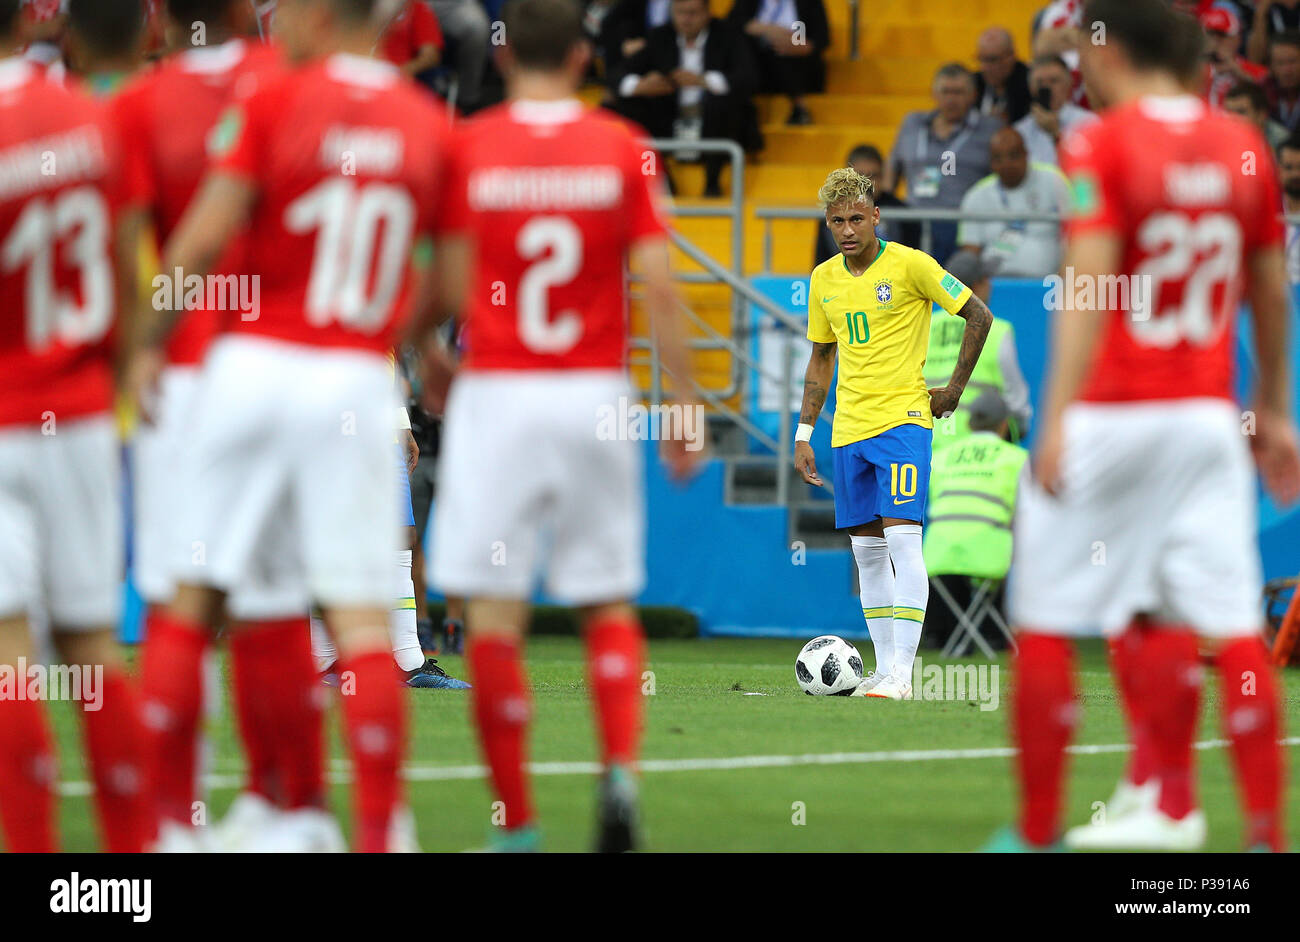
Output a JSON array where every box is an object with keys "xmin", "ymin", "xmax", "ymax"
[
  {"xmin": 629, "ymin": 227, "xmax": 832, "ymax": 507},
  {"xmin": 648, "ymin": 138, "xmax": 749, "ymax": 403}
]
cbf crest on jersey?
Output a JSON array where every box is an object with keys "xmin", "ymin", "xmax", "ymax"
[{"xmin": 874, "ymin": 280, "xmax": 893, "ymax": 305}]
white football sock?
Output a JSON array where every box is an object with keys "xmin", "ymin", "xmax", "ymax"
[
  {"xmin": 309, "ymin": 613, "xmax": 337, "ymax": 674},
  {"xmin": 884, "ymin": 523, "xmax": 928, "ymax": 682},
  {"xmin": 389, "ymin": 549, "xmax": 424, "ymax": 672},
  {"xmin": 851, "ymin": 534, "xmax": 895, "ymax": 676}
]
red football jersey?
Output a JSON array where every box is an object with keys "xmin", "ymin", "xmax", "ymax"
[
  {"xmin": 1060, "ymin": 95, "xmax": 1284, "ymax": 404},
  {"xmin": 211, "ymin": 53, "xmax": 450, "ymax": 354},
  {"xmin": 438, "ymin": 99, "xmax": 668, "ymax": 371},
  {"xmin": 0, "ymin": 59, "xmax": 128, "ymax": 428},
  {"xmin": 114, "ymin": 39, "xmax": 283, "ymax": 364}
]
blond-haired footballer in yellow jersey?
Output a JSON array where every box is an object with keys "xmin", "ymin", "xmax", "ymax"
[{"xmin": 795, "ymin": 168, "xmax": 993, "ymax": 699}]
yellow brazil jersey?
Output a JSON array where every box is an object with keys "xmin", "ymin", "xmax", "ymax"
[{"xmin": 808, "ymin": 239, "xmax": 971, "ymax": 447}]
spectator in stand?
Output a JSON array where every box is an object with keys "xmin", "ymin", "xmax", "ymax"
[
  {"xmin": 973, "ymin": 26, "xmax": 1031, "ymax": 124},
  {"xmin": 1265, "ymin": 30, "xmax": 1300, "ymax": 129},
  {"xmin": 1279, "ymin": 135, "xmax": 1300, "ymax": 284},
  {"xmin": 427, "ymin": 0, "xmax": 491, "ymax": 111},
  {"xmin": 813, "ymin": 145, "xmax": 918, "ymax": 264},
  {"xmin": 1032, "ymin": 0, "xmax": 1081, "ymax": 38},
  {"xmin": 1223, "ymin": 79, "xmax": 1290, "ymax": 151},
  {"xmin": 378, "ymin": 0, "xmax": 443, "ymax": 78},
  {"xmin": 883, "ymin": 63, "xmax": 999, "ymax": 264},
  {"xmin": 19, "ymin": 0, "xmax": 66, "ymax": 73},
  {"xmin": 1205, "ymin": 4, "xmax": 1268, "ymax": 106},
  {"xmin": 957, "ymin": 126, "xmax": 1068, "ymax": 279},
  {"xmin": 1249, "ymin": 0, "xmax": 1300, "ymax": 63},
  {"xmin": 727, "ymin": 0, "xmax": 828, "ymax": 126},
  {"xmin": 600, "ymin": 0, "xmax": 672, "ymax": 86},
  {"xmin": 611, "ymin": 0, "xmax": 758, "ymax": 197},
  {"xmin": 1013, "ymin": 54, "xmax": 1097, "ymax": 166}
]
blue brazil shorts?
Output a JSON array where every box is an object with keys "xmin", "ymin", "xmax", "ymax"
[{"xmin": 831, "ymin": 423, "xmax": 931, "ymax": 529}]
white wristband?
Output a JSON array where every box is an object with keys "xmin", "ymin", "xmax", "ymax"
[{"xmin": 795, "ymin": 423, "xmax": 814, "ymax": 443}]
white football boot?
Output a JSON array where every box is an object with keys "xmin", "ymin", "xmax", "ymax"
[
  {"xmin": 242, "ymin": 807, "xmax": 346, "ymax": 853},
  {"xmin": 1105, "ymin": 778, "xmax": 1160, "ymax": 821},
  {"xmin": 863, "ymin": 674, "xmax": 913, "ymax": 700},
  {"xmin": 213, "ymin": 791, "xmax": 279, "ymax": 852},
  {"xmin": 1065, "ymin": 807, "xmax": 1206, "ymax": 851},
  {"xmin": 850, "ymin": 671, "xmax": 885, "ymax": 696},
  {"xmin": 151, "ymin": 820, "xmax": 218, "ymax": 853},
  {"xmin": 386, "ymin": 806, "xmax": 421, "ymax": 853}
]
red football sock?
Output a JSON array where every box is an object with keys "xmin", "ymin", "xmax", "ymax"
[
  {"xmin": 338, "ymin": 648, "xmax": 407, "ymax": 852},
  {"xmin": 1133, "ymin": 625, "xmax": 1201, "ymax": 820},
  {"xmin": 1217, "ymin": 637, "xmax": 1284, "ymax": 850},
  {"xmin": 0, "ymin": 697, "xmax": 57, "ymax": 852},
  {"xmin": 139, "ymin": 609, "xmax": 208, "ymax": 826},
  {"xmin": 585, "ymin": 614, "xmax": 646, "ymax": 766},
  {"xmin": 79, "ymin": 671, "xmax": 149, "ymax": 852},
  {"xmin": 1013, "ymin": 633, "xmax": 1077, "ymax": 847},
  {"xmin": 228, "ymin": 629, "xmax": 277, "ymax": 802},
  {"xmin": 467, "ymin": 635, "xmax": 534, "ymax": 830},
  {"xmin": 231, "ymin": 620, "xmax": 324, "ymax": 809},
  {"xmin": 1109, "ymin": 631, "xmax": 1156, "ymax": 786}
]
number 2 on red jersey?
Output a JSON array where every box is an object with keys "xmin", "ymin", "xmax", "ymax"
[{"xmin": 517, "ymin": 215, "xmax": 584, "ymax": 355}]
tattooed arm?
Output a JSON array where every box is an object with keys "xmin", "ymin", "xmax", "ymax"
[
  {"xmin": 794, "ymin": 341, "xmax": 837, "ymax": 486},
  {"xmin": 928, "ymin": 292, "xmax": 993, "ymax": 419}
]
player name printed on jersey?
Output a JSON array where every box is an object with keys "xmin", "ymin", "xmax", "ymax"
[
  {"xmin": 468, "ymin": 165, "xmax": 623, "ymax": 211},
  {"xmin": 319, "ymin": 125, "xmax": 404, "ymax": 175},
  {"xmin": 0, "ymin": 126, "xmax": 107, "ymax": 201},
  {"xmin": 1163, "ymin": 162, "xmax": 1231, "ymax": 206}
]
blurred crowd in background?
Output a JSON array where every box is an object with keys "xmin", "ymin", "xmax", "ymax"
[{"xmin": 14, "ymin": 0, "xmax": 1300, "ymax": 274}]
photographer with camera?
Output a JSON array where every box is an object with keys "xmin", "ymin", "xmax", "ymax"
[{"xmin": 1012, "ymin": 53, "xmax": 1097, "ymax": 166}]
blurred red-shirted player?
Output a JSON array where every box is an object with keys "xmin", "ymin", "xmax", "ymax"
[
  {"xmin": 999, "ymin": 0, "xmax": 1300, "ymax": 852},
  {"xmin": 378, "ymin": 0, "xmax": 441, "ymax": 76},
  {"xmin": 114, "ymin": 0, "xmax": 320, "ymax": 852},
  {"xmin": 128, "ymin": 0, "xmax": 451, "ymax": 853},
  {"xmin": 0, "ymin": 0, "xmax": 149, "ymax": 853},
  {"xmin": 420, "ymin": 0, "xmax": 701, "ymax": 852}
]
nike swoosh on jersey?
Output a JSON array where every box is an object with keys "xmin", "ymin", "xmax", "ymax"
[
  {"xmin": 892, "ymin": 497, "xmax": 915, "ymax": 505},
  {"xmin": 821, "ymin": 296, "xmax": 837, "ymax": 303}
]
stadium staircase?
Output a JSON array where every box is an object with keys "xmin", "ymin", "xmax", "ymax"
[{"xmin": 596, "ymin": 1, "xmax": 1047, "ymax": 550}]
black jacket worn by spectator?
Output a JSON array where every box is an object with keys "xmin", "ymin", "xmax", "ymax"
[
  {"xmin": 974, "ymin": 59, "xmax": 1031, "ymax": 124},
  {"xmin": 611, "ymin": 17, "xmax": 763, "ymax": 186},
  {"xmin": 600, "ymin": 0, "xmax": 662, "ymax": 85},
  {"xmin": 727, "ymin": 0, "xmax": 829, "ymax": 98}
]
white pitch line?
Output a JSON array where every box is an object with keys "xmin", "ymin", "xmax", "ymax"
[{"xmin": 54, "ymin": 736, "xmax": 1300, "ymax": 797}]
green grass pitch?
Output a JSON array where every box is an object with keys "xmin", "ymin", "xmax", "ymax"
[{"xmin": 43, "ymin": 637, "xmax": 1300, "ymax": 852}]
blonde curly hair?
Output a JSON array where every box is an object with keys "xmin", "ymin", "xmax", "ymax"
[{"xmin": 817, "ymin": 166, "xmax": 875, "ymax": 211}]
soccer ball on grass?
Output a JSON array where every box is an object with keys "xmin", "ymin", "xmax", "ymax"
[{"xmin": 795, "ymin": 635, "xmax": 863, "ymax": 695}]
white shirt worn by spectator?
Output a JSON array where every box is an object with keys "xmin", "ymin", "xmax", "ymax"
[
  {"xmin": 617, "ymin": 29, "xmax": 729, "ymax": 109},
  {"xmin": 756, "ymin": 0, "xmax": 798, "ymax": 30},
  {"xmin": 957, "ymin": 162, "xmax": 1069, "ymax": 278},
  {"xmin": 1013, "ymin": 103, "xmax": 1097, "ymax": 166},
  {"xmin": 1287, "ymin": 221, "xmax": 1300, "ymax": 286}
]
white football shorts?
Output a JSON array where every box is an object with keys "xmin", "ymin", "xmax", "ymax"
[
  {"xmin": 172, "ymin": 336, "xmax": 399, "ymax": 615},
  {"xmin": 0, "ymin": 414, "xmax": 121, "ymax": 631},
  {"xmin": 1008, "ymin": 398, "xmax": 1263, "ymax": 638},
  {"xmin": 432, "ymin": 369, "xmax": 645, "ymax": 605}
]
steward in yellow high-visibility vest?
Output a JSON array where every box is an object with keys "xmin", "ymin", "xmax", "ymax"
[
  {"xmin": 923, "ymin": 389, "xmax": 1027, "ymax": 581},
  {"xmin": 924, "ymin": 251, "xmax": 1032, "ymax": 450}
]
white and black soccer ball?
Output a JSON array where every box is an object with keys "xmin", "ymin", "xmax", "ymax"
[{"xmin": 795, "ymin": 635, "xmax": 864, "ymax": 695}]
